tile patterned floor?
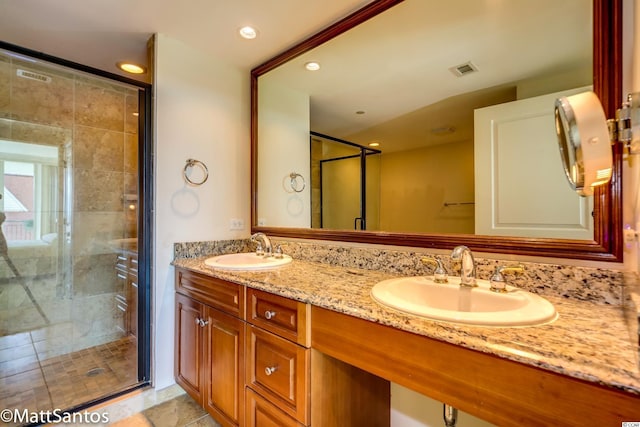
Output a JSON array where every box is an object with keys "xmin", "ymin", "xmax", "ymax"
[
  {"xmin": 0, "ymin": 333, "xmax": 137, "ymax": 426},
  {"xmin": 112, "ymin": 394, "xmax": 220, "ymax": 427}
]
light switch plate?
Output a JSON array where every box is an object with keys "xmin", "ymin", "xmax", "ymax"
[{"xmin": 229, "ymin": 218, "xmax": 245, "ymax": 230}]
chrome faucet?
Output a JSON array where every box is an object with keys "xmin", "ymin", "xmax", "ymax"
[
  {"xmin": 250, "ymin": 232, "xmax": 272, "ymax": 257},
  {"xmin": 450, "ymin": 245, "xmax": 477, "ymax": 287}
]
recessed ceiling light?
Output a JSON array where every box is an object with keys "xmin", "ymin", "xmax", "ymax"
[
  {"xmin": 116, "ymin": 62, "xmax": 146, "ymax": 74},
  {"xmin": 369, "ymin": 142, "xmax": 380, "ymax": 147},
  {"xmin": 304, "ymin": 61, "xmax": 320, "ymax": 71},
  {"xmin": 239, "ymin": 26, "xmax": 258, "ymax": 39},
  {"xmin": 356, "ymin": 110, "xmax": 365, "ymax": 115}
]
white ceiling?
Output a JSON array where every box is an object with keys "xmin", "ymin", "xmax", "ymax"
[
  {"xmin": 0, "ymin": 0, "xmax": 374, "ymax": 82},
  {"xmin": 0, "ymin": 0, "xmax": 593, "ymax": 154},
  {"xmin": 262, "ymin": 0, "xmax": 592, "ymax": 151}
]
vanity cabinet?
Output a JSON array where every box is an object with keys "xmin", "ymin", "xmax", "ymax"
[
  {"xmin": 175, "ymin": 269, "xmax": 245, "ymax": 427},
  {"xmin": 175, "ymin": 268, "xmax": 390, "ymax": 427},
  {"xmin": 312, "ymin": 305, "xmax": 640, "ymax": 427},
  {"xmin": 245, "ymin": 288, "xmax": 310, "ymax": 426},
  {"xmin": 244, "ymin": 288, "xmax": 389, "ymax": 427}
]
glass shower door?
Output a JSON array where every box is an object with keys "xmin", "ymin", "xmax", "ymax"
[
  {"xmin": 311, "ymin": 133, "xmax": 381, "ymax": 230},
  {"xmin": 0, "ymin": 45, "xmax": 146, "ymax": 420}
]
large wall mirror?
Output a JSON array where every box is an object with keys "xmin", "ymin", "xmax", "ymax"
[{"xmin": 251, "ymin": 0, "xmax": 622, "ymax": 261}]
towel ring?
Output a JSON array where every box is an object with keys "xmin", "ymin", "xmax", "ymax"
[
  {"xmin": 183, "ymin": 159, "xmax": 209, "ymax": 186},
  {"xmin": 286, "ymin": 172, "xmax": 305, "ymax": 193}
]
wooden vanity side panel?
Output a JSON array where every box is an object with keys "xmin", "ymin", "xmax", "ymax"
[
  {"xmin": 311, "ymin": 349, "xmax": 390, "ymax": 427},
  {"xmin": 311, "ymin": 306, "xmax": 640, "ymax": 427}
]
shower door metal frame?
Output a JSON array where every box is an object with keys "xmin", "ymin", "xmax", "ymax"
[{"xmin": 311, "ymin": 131, "xmax": 381, "ymax": 230}]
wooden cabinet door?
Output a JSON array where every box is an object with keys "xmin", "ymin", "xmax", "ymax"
[
  {"xmin": 175, "ymin": 293, "xmax": 204, "ymax": 404},
  {"xmin": 204, "ymin": 306, "xmax": 245, "ymax": 427}
]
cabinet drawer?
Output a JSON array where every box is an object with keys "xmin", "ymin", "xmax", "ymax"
[
  {"xmin": 176, "ymin": 268, "xmax": 244, "ymax": 317},
  {"xmin": 247, "ymin": 288, "xmax": 309, "ymax": 346},
  {"xmin": 245, "ymin": 388, "xmax": 304, "ymax": 427},
  {"xmin": 246, "ymin": 325, "xmax": 309, "ymax": 424}
]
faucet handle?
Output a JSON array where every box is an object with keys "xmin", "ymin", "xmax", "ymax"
[
  {"xmin": 274, "ymin": 245, "xmax": 284, "ymax": 259},
  {"xmin": 489, "ymin": 264, "xmax": 525, "ymax": 293},
  {"xmin": 255, "ymin": 242, "xmax": 264, "ymax": 257},
  {"xmin": 420, "ymin": 255, "xmax": 448, "ymax": 284}
]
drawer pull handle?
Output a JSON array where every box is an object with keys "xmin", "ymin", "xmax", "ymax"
[
  {"xmin": 195, "ymin": 318, "xmax": 209, "ymax": 327},
  {"xmin": 265, "ymin": 366, "xmax": 277, "ymax": 376},
  {"xmin": 264, "ymin": 310, "xmax": 277, "ymax": 320}
]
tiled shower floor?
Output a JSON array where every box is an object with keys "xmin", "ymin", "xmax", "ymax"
[{"xmin": 0, "ymin": 333, "xmax": 137, "ymax": 424}]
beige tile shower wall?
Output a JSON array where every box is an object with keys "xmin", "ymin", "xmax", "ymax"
[
  {"xmin": 0, "ymin": 54, "xmax": 9, "ymax": 117},
  {"xmin": 70, "ymin": 72, "xmax": 139, "ymax": 348},
  {"xmin": 0, "ymin": 51, "xmax": 138, "ymax": 349}
]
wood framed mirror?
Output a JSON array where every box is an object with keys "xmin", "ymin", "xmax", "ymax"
[{"xmin": 251, "ymin": 0, "xmax": 622, "ymax": 262}]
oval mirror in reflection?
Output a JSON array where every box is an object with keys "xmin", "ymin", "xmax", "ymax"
[{"xmin": 555, "ymin": 91, "xmax": 612, "ymax": 196}]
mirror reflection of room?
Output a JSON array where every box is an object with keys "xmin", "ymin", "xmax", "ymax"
[{"xmin": 257, "ymin": 0, "xmax": 594, "ymax": 240}]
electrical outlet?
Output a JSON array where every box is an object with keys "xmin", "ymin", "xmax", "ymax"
[{"xmin": 229, "ymin": 218, "xmax": 245, "ymax": 230}]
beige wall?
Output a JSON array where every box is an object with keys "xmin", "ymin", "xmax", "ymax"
[
  {"xmin": 379, "ymin": 140, "xmax": 474, "ymax": 234},
  {"xmin": 153, "ymin": 34, "xmax": 250, "ymax": 389},
  {"xmin": 257, "ymin": 81, "xmax": 310, "ymax": 227}
]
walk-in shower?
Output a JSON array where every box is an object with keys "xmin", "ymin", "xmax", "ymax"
[
  {"xmin": 310, "ymin": 131, "xmax": 381, "ymax": 231},
  {"xmin": 0, "ymin": 44, "xmax": 150, "ymax": 422}
]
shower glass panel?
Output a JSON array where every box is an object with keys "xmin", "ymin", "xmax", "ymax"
[
  {"xmin": 311, "ymin": 133, "xmax": 381, "ymax": 230},
  {"xmin": 0, "ymin": 46, "xmax": 145, "ymax": 418}
]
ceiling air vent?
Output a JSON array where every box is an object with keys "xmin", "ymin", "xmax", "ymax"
[
  {"xmin": 17, "ymin": 69, "xmax": 52, "ymax": 83},
  {"xmin": 449, "ymin": 61, "xmax": 478, "ymax": 77}
]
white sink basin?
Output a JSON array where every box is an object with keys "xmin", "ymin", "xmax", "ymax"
[
  {"xmin": 204, "ymin": 253, "xmax": 292, "ymax": 271},
  {"xmin": 371, "ymin": 276, "xmax": 556, "ymax": 327}
]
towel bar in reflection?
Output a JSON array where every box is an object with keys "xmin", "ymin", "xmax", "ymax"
[{"xmin": 443, "ymin": 202, "xmax": 475, "ymax": 207}]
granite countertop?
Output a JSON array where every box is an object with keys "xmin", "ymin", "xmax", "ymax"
[{"xmin": 173, "ymin": 256, "xmax": 640, "ymax": 396}]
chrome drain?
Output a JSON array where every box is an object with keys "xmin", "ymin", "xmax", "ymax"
[{"xmin": 86, "ymin": 367, "xmax": 105, "ymax": 377}]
